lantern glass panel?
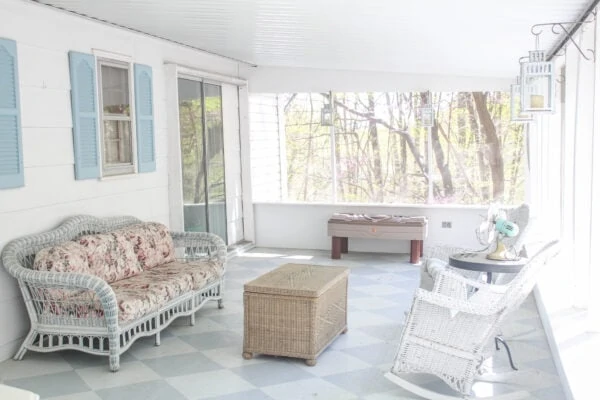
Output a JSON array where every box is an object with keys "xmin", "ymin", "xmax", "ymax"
[
  {"xmin": 420, "ymin": 108, "xmax": 433, "ymax": 127},
  {"xmin": 321, "ymin": 104, "xmax": 332, "ymax": 126},
  {"xmin": 510, "ymin": 83, "xmax": 533, "ymax": 122},
  {"xmin": 520, "ymin": 56, "xmax": 555, "ymax": 113}
]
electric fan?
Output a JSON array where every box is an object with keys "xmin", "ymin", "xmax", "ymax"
[{"xmin": 476, "ymin": 205, "xmax": 520, "ymax": 261}]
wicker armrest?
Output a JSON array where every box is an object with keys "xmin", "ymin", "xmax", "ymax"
[
  {"xmin": 434, "ymin": 268, "xmax": 506, "ymax": 292},
  {"xmin": 170, "ymin": 231, "xmax": 227, "ymax": 263},
  {"xmin": 413, "ymin": 288, "xmax": 500, "ymax": 316}
]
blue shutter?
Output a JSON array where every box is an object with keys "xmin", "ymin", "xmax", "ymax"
[
  {"xmin": 68, "ymin": 51, "xmax": 100, "ymax": 180},
  {"xmin": 134, "ymin": 64, "xmax": 156, "ymax": 173},
  {"xmin": 0, "ymin": 38, "xmax": 24, "ymax": 189}
]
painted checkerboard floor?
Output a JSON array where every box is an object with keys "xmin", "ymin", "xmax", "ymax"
[{"xmin": 0, "ymin": 249, "xmax": 565, "ymax": 399}]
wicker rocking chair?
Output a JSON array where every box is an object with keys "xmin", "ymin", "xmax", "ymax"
[{"xmin": 386, "ymin": 240, "xmax": 559, "ymax": 399}]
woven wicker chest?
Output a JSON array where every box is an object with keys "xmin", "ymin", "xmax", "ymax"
[{"xmin": 243, "ymin": 263, "xmax": 349, "ymax": 366}]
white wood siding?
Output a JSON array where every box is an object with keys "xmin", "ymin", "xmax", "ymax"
[{"xmin": 249, "ymin": 94, "xmax": 283, "ymax": 201}]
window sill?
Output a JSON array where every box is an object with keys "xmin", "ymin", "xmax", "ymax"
[{"xmin": 99, "ymin": 172, "xmax": 138, "ymax": 181}]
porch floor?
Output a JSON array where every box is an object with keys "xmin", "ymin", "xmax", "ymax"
[{"xmin": 0, "ymin": 248, "xmax": 564, "ymax": 399}]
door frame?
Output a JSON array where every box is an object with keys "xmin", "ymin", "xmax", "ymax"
[{"xmin": 164, "ymin": 63, "xmax": 253, "ymax": 244}]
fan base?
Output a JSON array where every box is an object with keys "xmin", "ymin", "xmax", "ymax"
[{"xmin": 486, "ymin": 242, "xmax": 514, "ymax": 261}]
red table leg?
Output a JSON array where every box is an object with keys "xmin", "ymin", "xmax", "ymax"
[
  {"xmin": 410, "ymin": 240, "xmax": 420, "ymax": 264},
  {"xmin": 341, "ymin": 237, "xmax": 348, "ymax": 253},
  {"xmin": 331, "ymin": 236, "xmax": 342, "ymax": 259}
]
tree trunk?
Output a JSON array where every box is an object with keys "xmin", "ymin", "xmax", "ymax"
[
  {"xmin": 509, "ymin": 125, "xmax": 525, "ymax": 202},
  {"xmin": 302, "ymin": 95, "xmax": 314, "ymax": 201},
  {"xmin": 466, "ymin": 96, "xmax": 489, "ymax": 201},
  {"xmin": 367, "ymin": 93, "xmax": 384, "ymax": 202},
  {"xmin": 472, "ymin": 92, "xmax": 504, "ymax": 201},
  {"xmin": 424, "ymin": 92, "xmax": 454, "ymax": 199}
]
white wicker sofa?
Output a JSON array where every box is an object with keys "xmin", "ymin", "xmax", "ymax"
[{"xmin": 1, "ymin": 215, "xmax": 227, "ymax": 372}]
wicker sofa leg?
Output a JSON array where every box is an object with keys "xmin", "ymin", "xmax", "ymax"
[
  {"xmin": 14, "ymin": 330, "xmax": 36, "ymax": 360},
  {"xmin": 218, "ymin": 299, "xmax": 224, "ymax": 309},
  {"xmin": 155, "ymin": 332, "xmax": 161, "ymax": 346},
  {"xmin": 108, "ymin": 330, "xmax": 120, "ymax": 372},
  {"xmin": 190, "ymin": 313, "xmax": 196, "ymax": 326}
]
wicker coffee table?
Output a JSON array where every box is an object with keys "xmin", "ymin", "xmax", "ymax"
[{"xmin": 243, "ymin": 263, "xmax": 349, "ymax": 366}]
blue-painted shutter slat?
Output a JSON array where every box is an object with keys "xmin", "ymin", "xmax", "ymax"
[
  {"xmin": 69, "ymin": 51, "xmax": 100, "ymax": 180},
  {"xmin": 134, "ymin": 64, "xmax": 156, "ymax": 173},
  {"xmin": 0, "ymin": 38, "xmax": 24, "ymax": 189}
]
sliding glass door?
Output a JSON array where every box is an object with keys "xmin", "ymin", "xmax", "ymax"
[{"xmin": 178, "ymin": 78, "xmax": 227, "ymax": 243}]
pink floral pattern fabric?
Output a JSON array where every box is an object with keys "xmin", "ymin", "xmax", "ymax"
[
  {"xmin": 78, "ymin": 233, "xmax": 142, "ymax": 283},
  {"xmin": 110, "ymin": 259, "xmax": 223, "ymax": 322},
  {"xmin": 33, "ymin": 241, "xmax": 90, "ymax": 274},
  {"xmin": 112, "ymin": 223, "xmax": 175, "ymax": 269},
  {"xmin": 32, "ymin": 222, "xmax": 222, "ymax": 324}
]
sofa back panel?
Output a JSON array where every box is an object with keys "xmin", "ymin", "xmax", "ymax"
[
  {"xmin": 113, "ymin": 223, "xmax": 175, "ymax": 270},
  {"xmin": 78, "ymin": 233, "xmax": 143, "ymax": 283},
  {"xmin": 33, "ymin": 241, "xmax": 90, "ymax": 274}
]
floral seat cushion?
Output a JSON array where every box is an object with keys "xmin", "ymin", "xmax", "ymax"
[{"xmin": 111, "ymin": 259, "xmax": 224, "ymax": 323}]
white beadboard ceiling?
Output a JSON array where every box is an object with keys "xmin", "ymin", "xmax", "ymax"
[{"xmin": 34, "ymin": 0, "xmax": 592, "ymax": 77}]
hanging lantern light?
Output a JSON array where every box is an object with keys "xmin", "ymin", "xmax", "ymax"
[
  {"xmin": 520, "ymin": 50, "xmax": 555, "ymax": 113},
  {"xmin": 419, "ymin": 92, "xmax": 434, "ymax": 128},
  {"xmin": 320, "ymin": 103, "xmax": 333, "ymax": 126},
  {"xmin": 510, "ymin": 75, "xmax": 534, "ymax": 122}
]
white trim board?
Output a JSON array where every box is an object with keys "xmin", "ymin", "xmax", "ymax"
[{"xmin": 534, "ymin": 286, "xmax": 575, "ymax": 400}]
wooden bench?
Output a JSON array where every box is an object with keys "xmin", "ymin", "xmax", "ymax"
[{"xmin": 327, "ymin": 214, "xmax": 428, "ymax": 264}]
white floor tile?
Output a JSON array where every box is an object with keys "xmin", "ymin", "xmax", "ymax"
[
  {"xmin": 46, "ymin": 392, "xmax": 103, "ymax": 400},
  {"xmin": 0, "ymin": 352, "xmax": 73, "ymax": 381},
  {"xmin": 348, "ymin": 297, "xmax": 404, "ymax": 311},
  {"xmin": 261, "ymin": 377, "xmax": 358, "ymax": 400},
  {"xmin": 201, "ymin": 346, "xmax": 267, "ymax": 369},
  {"xmin": 300, "ymin": 350, "xmax": 371, "ymax": 377},
  {"xmin": 75, "ymin": 361, "xmax": 160, "ymax": 390},
  {"xmin": 128, "ymin": 336, "xmax": 197, "ymax": 360},
  {"xmin": 167, "ymin": 369, "xmax": 255, "ymax": 399}
]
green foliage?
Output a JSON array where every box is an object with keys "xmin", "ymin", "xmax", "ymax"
[{"xmin": 283, "ymin": 91, "xmax": 525, "ymax": 205}]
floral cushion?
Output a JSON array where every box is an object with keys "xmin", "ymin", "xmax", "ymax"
[
  {"xmin": 112, "ymin": 223, "xmax": 175, "ymax": 269},
  {"xmin": 33, "ymin": 241, "xmax": 90, "ymax": 274},
  {"xmin": 35, "ymin": 259, "xmax": 223, "ymax": 323},
  {"xmin": 110, "ymin": 259, "xmax": 224, "ymax": 322},
  {"xmin": 78, "ymin": 233, "xmax": 142, "ymax": 283}
]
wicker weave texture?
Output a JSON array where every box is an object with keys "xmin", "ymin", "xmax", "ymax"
[
  {"xmin": 243, "ymin": 264, "xmax": 348, "ymax": 364},
  {"xmin": 1, "ymin": 215, "xmax": 228, "ymax": 372},
  {"xmin": 389, "ymin": 240, "xmax": 559, "ymax": 396}
]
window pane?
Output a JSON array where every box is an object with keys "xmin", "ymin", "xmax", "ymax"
[
  {"xmin": 101, "ymin": 65, "xmax": 130, "ymax": 116},
  {"xmin": 430, "ymin": 92, "xmax": 526, "ymax": 204},
  {"xmin": 204, "ymin": 83, "xmax": 227, "ymax": 241},
  {"xmin": 178, "ymin": 78, "xmax": 205, "ymax": 205},
  {"xmin": 103, "ymin": 120, "xmax": 132, "ymax": 165},
  {"xmin": 283, "ymin": 93, "xmax": 332, "ymax": 202},
  {"xmin": 334, "ymin": 92, "xmax": 428, "ymax": 203}
]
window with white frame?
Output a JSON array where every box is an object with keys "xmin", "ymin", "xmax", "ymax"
[
  {"xmin": 249, "ymin": 91, "xmax": 526, "ymax": 205},
  {"xmin": 97, "ymin": 60, "xmax": 135, "ymax": 176}
]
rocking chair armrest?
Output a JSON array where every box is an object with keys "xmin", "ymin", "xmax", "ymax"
[
  {"xmin": 434, "ymin": 268, "xmax": 507, "ymax": 293},
  {"xmin": 414, "ymin": 288, "xmax": 501, "ymax": 316}
]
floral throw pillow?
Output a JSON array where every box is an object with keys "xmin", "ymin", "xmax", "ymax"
[
  {"xmin": 113, "ymin": 222, "xmax": 175, "ymax": 270},
  {"xmin": 33, "ymin": 241, "xmax": 90, "ymax": 274},
  {"xmin": 78, "ymin": 233, "xmax": 143, "ymax": 283}
]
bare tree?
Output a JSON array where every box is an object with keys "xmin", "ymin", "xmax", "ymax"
[{"xmin": 472, "ymin": 92, "xmax": 504, "ymax": 200}]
